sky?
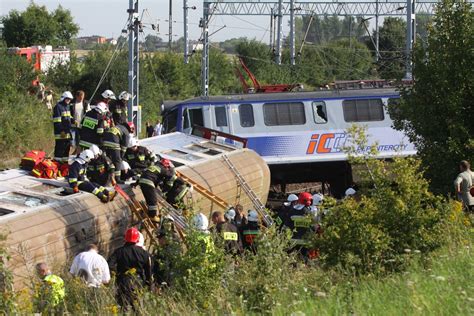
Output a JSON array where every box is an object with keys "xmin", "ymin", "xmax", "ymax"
[{"xmin": 1, "ymin": 0, "xmax": 277, "ymax": 43}]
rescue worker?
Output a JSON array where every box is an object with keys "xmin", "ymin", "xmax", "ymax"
[
  {"xmin": 124, "ymin": 137, "xmax": 157, "ymax": 174},
  {"xmin": 286, "ymin": 192, "xmax": 314, "ymax": 258},
  {"xmin": 155, "ymin": 215, "xmax": 184, "ymax": 286},
  {"xmin": 234, "ymin": 204, "xmax": 248, "ymax": 229},
  {"xmin": 191, "ymin": 213, "xmax": 215, "ymax": 255},
  {"xmin": 34, "ymin": 262, "xmax": 65, "ymax": 314},
  {"xmin": 78, "ymin": 90, "xmax": 115, "ymax": 149},
  {"xmin": 102, "ymin": 123, "xmax": 130, "ymax": 181},
  {"xmin": 211, "ymin": 210, "xmax": 243, "ymax": 255},
  {"xmin": 345, "ymin": 187, "xmax": 357, "ymax": 198},
  {"xmin": 86, "ymin": 144, "xmax": 116, "ymax": 186},
  {"xmin": 311, "ymin": 193, "xmax": 324, "ymax": 223},
  {"xmin": 136, "ymin": 158, "xmax": 177, "ymax": 221},
  {"xmin": 119, "ymin": 161, "xmax": 135, "ymax": 182},
  {"xmin": 225, "ymin": 208, "xmax": 237, "ymax": 225},
  {"xmin": 108, "ymin": 227, "xmax": 153, "ymax": 311},
  {"xmin": 240, "ymin": 210, "xmax": 261, "ymax": 254},
  {"xmin": 166, "ymin": 178, "xmax": 191, "ymax": 206},
  {"xmin": 67, "ymin": 149, "xmax": 115, "ymax": 203},
  {"xmin": 275, "ymin": 194, "xmax": 298, "ymax": 229},
  {"xmin": 109, "ymin": 91, "xmax": 130, "ymax": 128},
  {"xmin": 69, "ymin": 244, "xmax": 110, "ymax": 288},
  {"xmin": 454, "ymin": 160, "xmax": 474, "ymax": 211},
  {"xmin": 52, "ymin": 91, "xmax": 73, "ymax": 163}
]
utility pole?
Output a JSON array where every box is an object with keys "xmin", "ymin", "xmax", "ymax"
[
  {"xmin": 201, "ymin": 1, "xmax": 210, "ymax": 97},
  {"xmin": 269, "ymin": 8, "xmax": 274, "ymax": 50},
  {"xmin": 375, "ymin": 0, "xmax": 379, "ymax": 61},
  {"xmin": 169, "ymin": 0, "xmax": 173, "ymax": 50},
  {"xmin": 184, "ymin": 0, "xmax": 189, "ymax": 63},
  {"xmin": 275, "ymin": 0, "xmax": 283, "ymax": 64},
  {"xmin": 405, "ymin": 0, "xmax": 416, "ymax": 79},
  {"xmin": 289, "ymin": 0, "xmax": 295, "ymax": 65},
  {"xmin": 127, "ymin": 0, "xmax": 141, "ymax": 137}
]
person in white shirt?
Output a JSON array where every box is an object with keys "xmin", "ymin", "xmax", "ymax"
[
  {"xmin": 70, "ymin": 244, "xmax": 110, "ymax": 287},
  {"xmin": 153, "ymin": 119, "xmax": 163, "ymax": 136},
  {"xmin": 454, "ymin": 160, "xmax": 474, "ymax": 211}
]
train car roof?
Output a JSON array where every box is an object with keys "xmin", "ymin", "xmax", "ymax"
[{"xmin": 163, "ymin": 88, "xmax": 400, "ymax": 111}]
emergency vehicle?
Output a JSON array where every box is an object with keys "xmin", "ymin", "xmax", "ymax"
[{"xmin": 8, "ymin": 45, "xmax": 70, "ymax": 73}]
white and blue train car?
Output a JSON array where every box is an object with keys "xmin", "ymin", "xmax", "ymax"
[{"xmin": 161, "ymin": 88, "xmax": 416, "ymax": 196}]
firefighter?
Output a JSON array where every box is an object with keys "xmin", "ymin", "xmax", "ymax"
[
  {"xmin": 211, "ymin": 210, "xmax": 242, "ymax": 255},
  {"xmin": 240, "ymin": 210, "xmax": 261, "ymax": 254},
  {"xmin": 124, "ymin": 137, "xmax": 157, "ymax": 174},
  {"xmin": 275, "ymin": 194, "xmax": 298, "ymax": 229},
  {"xmin": 110, "ymin": 91, "xmax": 130, "ymax": 128},
  {"xmin": 108, "ymin": 227, "xmax": 153, "ymax": 311},
  {"xmin": 78, "ymin": 90, "xmax": 115, "ymax": 149},
  {"xmin": 52, "ymin": 91, "xmax": 73, "ymax": 163},
  {"xmin": 119, "ymin": 161, "xmax": 135, "ymax": 182},
  {"xmin": 136, "ymin": 158, "xmax": 177, "ymax": 221},
  {"xmin": 224, "ymin": 208, "xmax": 237, "ymax": 225},
  {"xmin": 102, "ymin": 123, "xmax": 130, "ymax": 181},
  {"xmin": 191, "ymin": 213, "xmax": 215, "ymax": 255},
  {"xmin": 166, "ymin": 178, "xmax": 191, "ymax": 207},
  {"xmin": 67, "ymin": 149, "xmax": 115, "ymax": 203},
  {"xmin": 234, "ymin": 204, "xmax": 248, "ymax": 229},
  {"xmin": 287, "ymin": 192, "xmax": 314, "ymax": 258},
  {"xmin": 34, "ymin": 262, "xmax": 65, "ymax": 314},
  {"xmin": 86, "ymin": 144, "xmax": 116, "ymax": 186}
]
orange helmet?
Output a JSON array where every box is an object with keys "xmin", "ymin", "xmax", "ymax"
[
  {"xmin": 160, "ymin": 158, "xmax": 171, "ymax": 168},
  {"xmin": 298, "ymin": 192, "xmax": 313, "ymax": 206},
  {"xmin": 124, "ymin": 227, "xmax": 140, "ymax": 243}
]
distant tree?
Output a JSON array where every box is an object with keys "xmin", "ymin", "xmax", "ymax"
[
  {"xmin": 2, "ymin": 3, "xmax": 79, "ymax": 47},
  {"xmin": 389, "ymin": 0, "xmax": 474, "ymax": 194},
  {"xmin": 219, "ymin": 37, "xmax": 247, "ymax": 54},
  {"xmin": 143, "ymin": 34, "xmax": 163, "ymax": 52}
]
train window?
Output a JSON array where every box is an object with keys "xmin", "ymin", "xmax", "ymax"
[
  {"xmin": 215, "ymin": 106, "xmax": 228, "ymax": 127},
  {"xmin": 163, "ymin": 108, "xmax": 178, "ymax": 133},
  {"xmin": 239, "ymin": 104, "xmax": 255, "ymax": 127},
  {"xmin": 183, "ymin": 108, "xmax": 204, "ymax": 129},
  {"xmin": 263, "ymin": 102, "xmax": 306, "ymax": 126},
  {"xmin": 312, "ymin": 101, "xmax": 328, "ymax": 124},
  {"xmin": 343, "ymin": 99, "xmax": 384, "ymax": 122}
]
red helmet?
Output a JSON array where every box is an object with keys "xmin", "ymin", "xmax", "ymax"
[
  {"xmin": 298, "ymin": 192, "xmax": 313, "ymax": 206},
  {"xmin": 160, "ymin": 158, "xmax": 171, "ymax": 168},
  {"xmin": 127, "ymin": 122, "xmax": 135, "ymax": 133},
  {"xmin": 124, "ymin": 227, "xmax": 140, "ymax": 243}
]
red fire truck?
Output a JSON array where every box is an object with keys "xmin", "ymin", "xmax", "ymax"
[{"xmin": 8, "ymin": 45, "xmax": 70, "ymax": 73}]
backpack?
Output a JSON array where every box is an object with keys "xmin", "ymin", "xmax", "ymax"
[
  {"xmin": 32, "ymin": 159, "xmax": 59, "ymax": 179},
  {"xmin": 20, "ymin": 150, "xmax": 46, "ymax": 171}
]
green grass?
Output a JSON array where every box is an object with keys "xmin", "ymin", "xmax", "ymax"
[{"xmin": 274, "ymin": 244, "xmax": 474, "ymax": 315}]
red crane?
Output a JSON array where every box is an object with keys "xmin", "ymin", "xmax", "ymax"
[{"xmin": 234, "ymin": 57, "xmax": 300, "ymax": 93}]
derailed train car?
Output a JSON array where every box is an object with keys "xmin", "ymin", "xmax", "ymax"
[{"xmin": 0, "ymin": 132, "xmax": 270, "ymax": 289}]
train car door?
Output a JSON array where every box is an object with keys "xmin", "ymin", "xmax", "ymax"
[
  {"xmin": 212, "ymin": 105, "xmax": 231, "ymax": 133},
  {"xmin": 182, "ymin": 106, "xmax": 211, "ymax": 134}
]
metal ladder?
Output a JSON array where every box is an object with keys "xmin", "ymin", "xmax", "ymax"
[
  {"xmin": 221, "ymin": 155, "xmax": 274, "ymax": 226},
  {"xmin": 175, "ymin": 170, "xmax": 230, "ymax": 210}
]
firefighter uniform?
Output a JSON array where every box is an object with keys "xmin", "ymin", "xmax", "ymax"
[
  {"xmin": 138, "ymin": 163, "xmax": 177, "ymax": 218},
  {"xmin": 286, "ymin": 205, "xmax": 313, "ymax": 256},
  {"xmin": 241, "ymin": 221, "xmax": 261, "ymax": 254},
  {"xmin": 86, "ymin": 153, "xmax": 115, "ymax": 186},
  {"xmin": 166, "ymin": 178, "xmax": 190, "ymax": 206},
  {"xmin": 35, "ymin": 273, "xmax": 65, "ymax": 313},
  {"xmin": 214, "ymin": 221, "xmax": 243, "ymax": 255},
  {"xmin": 108, "ymin": 243, "xmax": 153, "ymax": 311},
  {"xmin": 52, "ymin": 100, "xmax": 72, "ymax": 163},
  {"xmin": 79, "ymin": 107, "xmax": 107, "ymax": 149},
  {"xmin": 103, "ymin": 124, "xmax": 130, "ymax": 178},
  {"xmin": 109, "ymin": 100, "xmax": 128, "ymax": 127},
  {"xmin": 125, "ymin": 146, "xmax": 157, "ymax": 173},
  {"xmin": 67, "ymin": 158, "xmax": 110, "ymax": 202}
]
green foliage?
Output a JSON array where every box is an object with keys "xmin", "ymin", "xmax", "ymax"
[
  {"xmin": 2, "ymin": 3, "xmax": 79, "ymax": 47},
  {"xmin": 0, "ymin": 234, "xmax": 16, "ymax": 314},
  {"xmin": 389, "ymin": 0, "xmax": 474, "ymax": 194},
  {"xmin": 313, "ymin": 125, "xmax": 449, "ymax": 274}
]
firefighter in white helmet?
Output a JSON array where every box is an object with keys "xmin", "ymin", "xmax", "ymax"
[
  {"xmin": 240, "ymin": 210, "xmax": 260, "ymax": 254},
  {"xmin": 79, "ymin": 90, "xmax": 114, "ymax": 149},
  {"xmin": 66, "ymin": 149, "xmax": 116, "ymax": 202},
  {"xmin": 52, "ymin": 91, "xmax": 73, "ymax": 163},
  {"xmin": 110, "ymin": 91, "xmax": 131, "ymax": 129}
]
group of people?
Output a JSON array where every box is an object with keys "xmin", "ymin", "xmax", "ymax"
[{"xmin": 52, "ymin": 89, "xmax": 188, "ymax": 208}]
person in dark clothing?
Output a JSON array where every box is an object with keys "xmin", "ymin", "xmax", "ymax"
[
  {"xmin": 108, "ymin": 227, "xmax": 153, "ymax": 311},
  {"xmin": 110, "ymin": 91, "xmax": 130, "ymax": 128},
  {"xmin": 136, "ymin": 159, "xmax": 177, "ymax": 220},
  {"xmin": 52, "ymin": 91, "xmax": 73, "ymax": 163},
  {"xmin": 275, "ymin": 194, "xmax": 298, "ymax": 230},
  {"xmin": 211, "ymin": 211, "xmax": 243, "ymax": 255},
  {"xmin": 67, "ymin": 150, "xmax": 114, "ymax": 203},
  {"xmin": 286, "ymin": 192, "xmax": 314, "ymax": 258},
  {"xmin": 102, "ymin": 124, "xmax": 130, "ymax": 181},
  {"xmin": 234, "ymin": 204, "xmax": 248, "ymax": 229},
  {"xmin": 124, "ymin": 137, "xmax": 157, "ymax": 174},
  {"xmin": 87, "ymin": 150, "xmax": 116, "ymax": 186},
  {"xmin": 146, "ymin": 121, "xmax": 154, "ymax": 138},
  {"xmin": 240, "ymin": 210, "xmax": 261, "ymax": 254},
  {"xmin": 166, "ymin": 178, "xmax": 190, "ymax": 207},
  {"xmin": 79, "ymin": 90, "xmax": 115, "ymax": 149}
]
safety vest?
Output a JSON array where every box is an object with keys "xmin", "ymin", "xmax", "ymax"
[{"xmin": 43, "ymin": 274, "xmax": 65, "ymax": 307}]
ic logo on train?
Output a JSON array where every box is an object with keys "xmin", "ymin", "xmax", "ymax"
[{"xmin": 306, "ymin": 133, "xmax": 347, "ymax": 154}]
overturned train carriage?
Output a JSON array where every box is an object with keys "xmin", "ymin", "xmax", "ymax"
[{"xmin": 0, "ymin": 132, "xmax": 270, "ymax": 289}]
